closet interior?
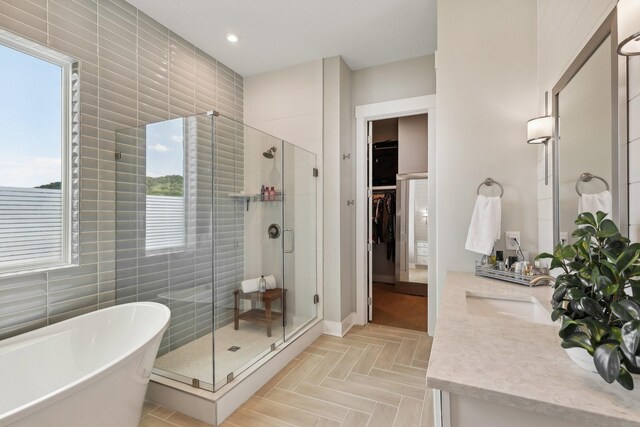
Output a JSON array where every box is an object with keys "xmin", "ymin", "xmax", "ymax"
[{"xmin": 368, "ymin": 114, "xmax": 429, "ymax": 331}]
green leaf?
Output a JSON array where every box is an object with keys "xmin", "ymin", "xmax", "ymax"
[
  {"xmin": 597, "ymin": 219, "xmax": 619, "ymax": 238},
  {"xmin": 596, "ymin": 211, "xmax": 608, "ymax": 223},
  {"xmin": 621, "ymin": 320, "xmax": 640, "ymax": 355},
  {"xmin": 616, "ymin": 248, "xmax": 640, "ymax": 274},
  {"xmin": 576, "ymin": 318, "xmax": 609, "ymax": 342},
  {"xmin": 550, "ymin": 258, "xmax": 565, "ymax": 270},
  {"xmin": 558, "ymin": 318, "xmax": 580, "ymax": 339},
  {"xmin": 616, "ymin": 366, "xmax": 634, "ymax": 390},
  {"xmin": 595, "ymin": 274, "xmax": 618, "ymax": 297},
  {"xmin": 620, "ymin": 343, "xmax": 640, "ymax": 371},
  {"xmin": 611, "ymin": 326, "xmax": 623, "ymax": 342},
  {"xmin": 535, "ymin": 252, "xmax": 554, "ymax": 260},
  {"xmin": 551, "ymin": 308, "xmax": 565, "ymax": 322},
  {"xmin": 612, "ymin": 302, "xmax": 634, "ymax": 322},
  {"xmin": 580, "ymin": 297, "xmax": 605, "ymax": 321},
  {"xmin": 594, "ymin": 343, "xmax": 621, "ymax": 384},
  {"xmin": 576, "ymin": 212, "xmax": 597, "ymax": 227},
  {"xmin": 562, "ymin": 245, "xmax": 577, "ymax": 260},
  {"xmin": 618, "ymin": 300, "xmax": 640, "ymax": 320},
  {"xmin": 572, "ymin": 226, "xmax": 595, "ymax": 239},
  {"xmin": 566, "ymin": 288, "xmax": 586, "ymax": 300},
  {"xmin": 561, "ymin": 331, "xmax": 594, "ymax": 352},
  {"xmin": 552, "ymin": 283, "xmax": 568, "ymax": 303}
]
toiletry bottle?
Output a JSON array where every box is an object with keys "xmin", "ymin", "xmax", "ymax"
[
  {"xmin": 260, "ymin": 185, "xmax": 265, "ymax": 201},
  {"xmin": 259, "ymin": 275, "xmax": 266, "ymax": 293},
  {"xmin": 489, "ymin": 248, "xmax": 496, "ymax": 266},
  {"xmin": 269, "ymin": 186, "xmax": 275, "ymax": 201}
]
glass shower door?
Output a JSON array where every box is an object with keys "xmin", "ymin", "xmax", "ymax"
[
  {"xmin": 283, "ymin": 142, "xmax": 318, "ymax": 340},
  {"xmin": 115, "ymin": 112, "xmax": 216, "ymax": 389},
  {"xmin": 213, "ymin": 116, "xmax": 285, "ymax": 389}
]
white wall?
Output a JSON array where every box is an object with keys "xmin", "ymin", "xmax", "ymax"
[
  {"xmin": 536, "ymin": 0, "xmax": 617, "ymax": 254},
  {"xmin": 352, "ymin": 55, "xmax": 436, "ymax": 106},
  {"xmin": 436, "ymin": 0, "xmax": 538, "ymax": 291},
  {"xmin": 244, "ymin": 59, "xmax": 324, "ymax": 324},
  {"xmin": 323, "ymin": 56, "xmax": 355, "ymax": 323},
  {"xmin": 339, "ymin": 58, "xmax": 355, "ymax": 320}
]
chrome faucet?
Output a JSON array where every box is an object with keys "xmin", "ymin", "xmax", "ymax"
[{"xmin": 530, "ymin": 275, "xmax": 555, "ymax": 287}]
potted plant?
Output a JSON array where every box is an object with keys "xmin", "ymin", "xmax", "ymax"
[{"xmin": 537, "ymin": 211, "xmax": 640, "ymax": 390}]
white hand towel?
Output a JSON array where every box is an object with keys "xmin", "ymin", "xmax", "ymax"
[
  {"xmin": 263, "ymin": 275, "xmax": 277, "ymax": 290},
  {"xmin": 465, "ymin": 195, "xmax": 501, "ymax": 256},
  {"xmin": 578, "ymin": 190, "xmax": 612, "ymax": 218},
  {"xmin": 240, "ymin": 275, "xmax": 278, "ymax": 293},
  {"xmin": 241, "ymin": 277, "xmax": 259, "ymax": 293}
]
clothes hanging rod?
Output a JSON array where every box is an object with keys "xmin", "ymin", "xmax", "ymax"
[{"xmin": 371, "ymin": 185, "xmax": 396, "ymax": 191}]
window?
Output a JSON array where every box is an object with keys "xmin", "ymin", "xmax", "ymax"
[
  {"xmin": 0, "ymin": 32, "xmax": 77, "ymax": 273},
  {"xmin": 145, "ymin": 118, "xmax": 186, "ymax": 251}
]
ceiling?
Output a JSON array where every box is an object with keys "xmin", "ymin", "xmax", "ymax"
[{"xmin": 125, "ymin": 0, "xmax": 437, "ymax": 76}]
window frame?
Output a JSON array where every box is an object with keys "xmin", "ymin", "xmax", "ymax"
[
  {"xmin": 143, "ymin": 117, "xmax": 189, "ymax": 255},
  {"xmin": 0, "ymin": 30, "xmax": 77, "ymax": 275}
]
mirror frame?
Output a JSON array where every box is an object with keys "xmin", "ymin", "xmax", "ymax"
[{"xmin": 551, "ymin": 7, "xmax": 628, "ymax": 246}]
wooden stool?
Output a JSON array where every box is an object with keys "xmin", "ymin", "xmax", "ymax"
[{"xmin": 233, "ymin": 288, "xmax": 286, "ymax": 337}]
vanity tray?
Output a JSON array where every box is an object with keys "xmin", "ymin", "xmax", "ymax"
[{"xmin": 474, "ymin": 262, "xmax": 550, "ymax": 287}]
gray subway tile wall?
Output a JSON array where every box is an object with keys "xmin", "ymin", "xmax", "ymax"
[{"xmin": 0, "ymin": 0, "xmax": 243, "ymax": 341}]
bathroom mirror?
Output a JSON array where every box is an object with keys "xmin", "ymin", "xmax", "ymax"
[
  {"xmin": 395, "ymin": 173, "xmax": 428, "ymax": 295},
  {"xmin": 552, "ymin": 9, "xmax": 627, "ymax": 245}
]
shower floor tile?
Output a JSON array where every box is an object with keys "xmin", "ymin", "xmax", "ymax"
[{"xmin": 155, "ymin": 316, "xmax": 307, "ymax": 386}]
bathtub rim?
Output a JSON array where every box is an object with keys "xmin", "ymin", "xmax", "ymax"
[{"xmin": 0, "ymin": 302, "xmax": 170, "ymax": 425}]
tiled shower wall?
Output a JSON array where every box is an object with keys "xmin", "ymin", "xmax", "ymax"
[{"xmin": 0, "ymin": 0, "xmax": 243, "ymax": 340}]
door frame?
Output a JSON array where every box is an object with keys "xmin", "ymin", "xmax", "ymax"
[{"xmin": 354, "ymin": 95, "xmax": 437, "ymax": 335}]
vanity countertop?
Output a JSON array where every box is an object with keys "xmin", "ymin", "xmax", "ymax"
[{"xmin": 426, "ymin": 272, "xmax": 640, "ymax": 427}]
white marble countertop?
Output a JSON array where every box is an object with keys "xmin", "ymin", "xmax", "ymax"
[{"xmin": 426, "ymin": 272, "xmax": 640, "ymax": 427}]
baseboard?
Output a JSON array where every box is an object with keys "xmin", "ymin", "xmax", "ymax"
[
  {"xmin": 322, "ymin": 320, "xmax": 342, "ymax": 337},
  {"xmin": 323, "ymin": 312, "xmax": 356, "ymax": 337},
  {"xmin": 372, "ymin": 274, "xmax": 395, "ymax": 284}
]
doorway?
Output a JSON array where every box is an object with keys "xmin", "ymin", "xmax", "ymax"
[
  {"xmin": 355, "ymin": 95, "xmax": 436, "ymax": 335},
  {"xmin": 367, "ymin": 116, "xmax": 428, "ymax": 332}
]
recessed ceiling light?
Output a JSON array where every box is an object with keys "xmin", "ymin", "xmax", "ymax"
[{"xmin": 226, "ymin": 33, "xmax": 239, "ymax": 43}]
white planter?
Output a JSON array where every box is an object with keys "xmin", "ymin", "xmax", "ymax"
[{"xmin": 565, "ymin": 347, "xmax": 598, "ymax": 373}]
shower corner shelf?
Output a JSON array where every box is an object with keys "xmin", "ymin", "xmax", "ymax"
[{"xmin": 229, "ymin": 193, "xmax": 284, "ymax": 210}]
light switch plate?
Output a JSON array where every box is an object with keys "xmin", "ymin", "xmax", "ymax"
[{"xmin": 506, "ymin": 231, "xmax": 520, "ymax": 250}]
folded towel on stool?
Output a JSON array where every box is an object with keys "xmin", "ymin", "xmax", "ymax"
[{"xmin": 240, "ymin": 275, "xmax": 277, "ymax": 293}]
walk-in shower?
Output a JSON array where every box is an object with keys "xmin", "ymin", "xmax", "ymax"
[{"xmin": 114, "ymin": 111, "xmax": 318, "ymax": 392}]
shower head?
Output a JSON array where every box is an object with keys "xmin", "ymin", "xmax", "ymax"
[{"xmin": 263, "ymin": 146, "xmax": 277, "ymax": 159}]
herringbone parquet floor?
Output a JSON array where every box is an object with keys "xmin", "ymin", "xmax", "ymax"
[{"xmin": 222, "ymin": 323, "xmax": 434, "ymax": 427}]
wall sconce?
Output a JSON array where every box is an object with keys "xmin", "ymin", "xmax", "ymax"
[
  {"xmin": 617, "ymin": 0, "xmax": 640, "ymax": 56},
  {"xmin": 527, "ymin": 115, "xmax": 553, "ymax": 185}
]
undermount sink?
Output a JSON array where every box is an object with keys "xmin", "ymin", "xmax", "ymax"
[{"xmin": 465, "ymin": 291, "xmax": 552, "ymax": 325}]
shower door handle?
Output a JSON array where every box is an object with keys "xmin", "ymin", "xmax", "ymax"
[{"xmin": 284, "ymin": 228, "xmax": 295, "ymax": 253}]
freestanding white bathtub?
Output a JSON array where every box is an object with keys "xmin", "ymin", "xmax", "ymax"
[{"xmin": 0, "ymin": 302, "xmax": 170, "ymax": 427}]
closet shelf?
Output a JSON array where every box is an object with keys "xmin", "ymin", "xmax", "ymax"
[{"xmin": 371, "ymin": 185, "xmax": 396, "ymax": 191}]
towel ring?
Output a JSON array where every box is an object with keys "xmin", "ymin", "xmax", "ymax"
[
  {"xmin": 477, "ymin": 178, "xmax": 504, "ymax": 198},
  {"xmin": 575, "ymin": 173, "xmax": 609, "ymax": 196}
]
